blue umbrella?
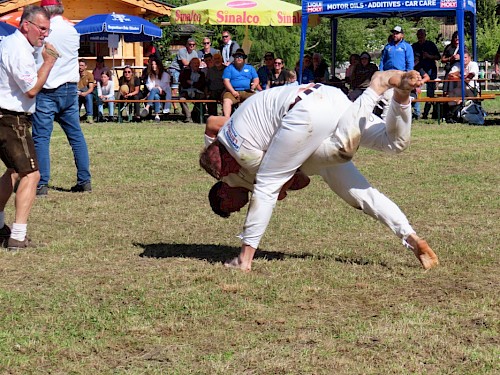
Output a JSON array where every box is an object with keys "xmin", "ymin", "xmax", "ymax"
[
  {"xmin": 74, "ymin": 13, "xmax": 162, "ymax": 42},
  {"xmin": 0, "ymin": 21, "xmax": 16, "ymax": 41}
]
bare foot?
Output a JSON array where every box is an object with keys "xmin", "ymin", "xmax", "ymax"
[
  {"xmin": 224, "ymin": 256, "xmax": 251, "ymax": 272},
  {"xmin": 406, "ymin": 234, "xmax": 439, "ymax": 270},
  {"xmin": 370, "ymin": 70, "xmax": 423, "ymax": 96}
]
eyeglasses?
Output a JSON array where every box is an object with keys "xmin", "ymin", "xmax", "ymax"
[
  {"xmin": 222, "ymin": 35, "xmax": 229, "ymax": 38},
  {"xmin": 233, "ymin": 55, "xmax": 244, "ymax": 59},
  {"xmin": 27, "ymin": 20, "xmax": 51, "ymax": 35},
  {"xmin": 203, "ymin": 42, "xmax": 210, "ymax": 45},
  {"xmin": 188, "ymin": 43, "xmax": 196, "ymax": 46}
]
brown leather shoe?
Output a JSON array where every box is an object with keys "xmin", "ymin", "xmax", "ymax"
[
  {"xmin": 7, "ymin": 237, "xmax": 39, "ymax": 251},
  {"xmin": 412, "ymin": 239, "xmax": 439, "ymax": 270}
]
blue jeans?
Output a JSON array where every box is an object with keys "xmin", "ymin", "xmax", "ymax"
[
  {"xmin": 32, "ymin": 83, "xmax": 91, "ymax": 187},
  {"xmin": 98, "ymin": 97, "xmax": 115, "ymax": 117},
  {"xmin": 147, "ymin": 88, "xmax": 161, "ymax": 114},
  {"xmin": 78, "ymin": 91, "xmax": 93, "ymax": 117}
]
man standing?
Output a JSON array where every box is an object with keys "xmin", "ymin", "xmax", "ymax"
[
  {"xmin": 221, "ymin": 49, "xmax": 259, "ymax": 117},
  {"xmin": 0, "ymin": 6, "xmax": 58, "ymax": 250},
  {"xmin": 220, "ymin": 30, "xmax": 240, "ymax": 66},
  {"xmin": 411, "ymin": 29, "xmax": 441, "ymax": 119},
  {"xmin": 32, "ymin": 0, "xmax": 92, "ymax": 196},
  {"xmin": 378, "ymin": 26, "xmax": 414, "ymax": 118}
]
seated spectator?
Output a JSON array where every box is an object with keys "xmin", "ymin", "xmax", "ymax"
[
  {"xmin": 78, "ymin": 58, "xmax": 95, "ymax": 123},
  {"xmin": 97, "ymin": 69, "xmax": 115, "ymax": 122},
  {"xmin": 285, "ymin": 69, "xmax": 299, "ymax": 86},
  {"xmin": 141, "ymin": 58, "xmax": 171, "ymax": 121},
  {"xmin": 222, "ymin": 48, "xmax": 259, "ymax": 117},
  {"xmin": 118, "ymin": 66, "xmax": 142, "ymax": 121},
  {"xmin": 179, "ymin": 57, "xmax": 206, "ymax": 122},
  {"xmin": 348, "ymin": 51, "xmax": 378, "ymax": 101},
  {"xmin": 205, "ymin": 53, "xmax": 225, "ymax": 116},
  {"xmin": 295, "ymin": 56, "xmax": 315, "ymax": 84},
  {"xmin": 267, "ymin": 57, "xmax": 288, "ymax": 88},
  {"xmin": 445, "ymin": 51, "xmax": 479, "ymax": 122},
  {"xmin": 201, "ymin": 53, "xmax": 214, "ymax": 75},
  {"xmin": 312, "ymin": 53, "xmax": 329, "ymax": 83},
  {"xmin": 93, "ymin": 56, "xmax": 107, "ymax": 82},
  {"xmin": 345, "ymin": 53, "xmax": 360, "ymax": 84},
  {"xmin": 257, "ymin": 52, "xmax": 274, "ymax": 90}
]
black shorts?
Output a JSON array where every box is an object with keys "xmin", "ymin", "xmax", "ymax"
[{"xmin": 0, "ymin": 111, "xmax": 39, "ymax": 174}]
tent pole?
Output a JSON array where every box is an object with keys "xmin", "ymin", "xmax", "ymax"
[
  {"xmin": 299, "ymin": 11, "xmax": 308, "ymax": 83},
  {"xmin": 331, "ymin": 17, "xmax": 337, "ymax": 79}
]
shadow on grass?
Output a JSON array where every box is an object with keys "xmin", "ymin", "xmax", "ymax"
[
  {"xmin": 134, "ymin": 243, "xmax": 386, "ymax": 267},
  {"xmin": 134, "ymin": 242, "xmax": 321, "ymax": 264}
]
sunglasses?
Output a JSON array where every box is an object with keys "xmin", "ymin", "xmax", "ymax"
[
  {"xmin": 233, "ymin": 55, "xmax": 244, "ymax": 59},
  {"xmin": 274, "ymin": 62, "xmax": 283, "ymax": 65},
  {"xmin": 188, "ymin": 43, "xmax": 196, "ymax": 46},
  {"xmin": 222, "ymin": 35, "xmax": 229, "ymax": 38},
  {"xmin": 124, "ymin": 70, "xmax": 132, "ymax": 73},
  {"xmin": 203, "ymin": 42, "xmax": 210, "ymax": 45},
  {"xmin": 265, "ymin": 57, "xmax": 274, "ymax": 61}
]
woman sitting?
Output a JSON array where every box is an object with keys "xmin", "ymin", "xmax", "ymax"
[
  {"xmin": 97, "ymin": 69, "xmax": 115, "ymax": 121},
  {"xmin": 141, "ymin": 58, "xmax": 171, "ymax": 122}
]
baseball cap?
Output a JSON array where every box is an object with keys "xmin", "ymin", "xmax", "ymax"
[
  {"xmin": 41, "ymin": 0, "xmax": 60, "ymax": 6},
  {"xmin": 391, "ymin": 26, "xmax": 403, "ymax": 33},
  {"xmin": 264, "ymin": 52, "xmax": 274, "ymax": 59}
]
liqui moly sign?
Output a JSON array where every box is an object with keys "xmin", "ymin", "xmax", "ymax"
[{"xmin": 306, "ymin": 1, "xmax": 323, "ymax": 12}]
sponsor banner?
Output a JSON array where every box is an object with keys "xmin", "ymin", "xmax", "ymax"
[{"xmin": 305, "ymin": 0, "xmax": 461, "ymax": 13}]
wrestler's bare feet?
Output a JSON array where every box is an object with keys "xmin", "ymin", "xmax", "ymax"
[
  {"xmin": 406, "ymin": 234, "xmax": 439, "ymax": 270},
  {"xmin": 224, "ymin": 244, "xmax": 256, "ymax": 272},
  {"xmin": 224, "ymin": 256, "xmax": 252, "ymax": 272}
]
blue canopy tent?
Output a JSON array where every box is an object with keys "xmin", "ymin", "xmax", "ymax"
[{"xmin": 300, "ymin": 0, "xmax": 477, "ymax": 102}]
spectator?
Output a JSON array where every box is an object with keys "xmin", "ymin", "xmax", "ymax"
[
  {"xmin": 267, "ymin": 57, "xmax": 288, "ymax": 88},
  {"xmin": 285, "ymin": 69, "xmax": 299, "ymax": 86},
  {"xmin": 201, "ymin": 53, "xmax": 213, "ymax": 75},
  {"xmin": 179, "ymin": 57, "xmax": 206, "ymax": 123},
  {"xmin": 378, "ymin": 25, "xmax": 414, "ymax": 118},
  {"xmin": 198, "ymin": 37, "xmax": 219, "ymax": 69},
  {"xmin": 220, "ymin": 30, "xmax": 240, "ymax": 66},
  {"xmin": 77, "ymin": 58, "xmax": 95, "ymax": 123},
  {"xmin": 118, "ymin": 66, "xmax": 142, "ymax": 121},
  {"xmin": 33, "ymin": 0, "xmax": 92, "ymax": 196},
  {"xmin": 348, "ymin": 52, "xmax": 378, "ymax": 101},
  {"xmin": 222, "ymin": 48, "xmax": 258, "ymax": 117},
  {"xmin": 312, "ymin": 52, "xmax": 329, "ymax": 83},
  {"xmin": 141, "ymin": 57, "xmax": 171, "ymax": 122},
  {"xmin": 345, "ymin": 53, "xmax": 360, "ymax": 84},
  {"xmin": 295, "ymin": 55, "xmax": 315, "ymax": 84},
  {"xmin": 412, "ymin": 29, "xmax": 441, "ymax": 119},
  {"xmin": 97, "ymin": 69, "xmax": 115, "ymax": 122},
  {"xmin": 257, "ymin": 52, "xmax": 274, "ymax": 90},
  {"xmin": 92, "ymin": 55, "xmax": 107, "ymax": 82},
  {"xmin": 168, "ymin": 38, "xmax": 198, "ymax": 89},
  {"xmin": 441, "ymin": 31, "xmax": 469, "ymax": 94},
  {"xmin": 0, "ymin": 5, "xmax": 58, "ymax": 249},
  {"xmin": 205, "ymin": 53, "xmax": 225, "ymax": 116}
]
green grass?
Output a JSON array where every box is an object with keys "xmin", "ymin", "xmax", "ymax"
[{"xmin": 0, "ymin": 118, "xmax": 498, "ymax": 374}]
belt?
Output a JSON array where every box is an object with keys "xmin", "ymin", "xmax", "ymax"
[
  {"xmin": 0, "ymin": 108, "xmax": 32, "ymax": 117},
  {"xmin": 41, "ymin": 82, "xmax": 77, "ymax": 93},
  {"xmin": 288, "ymin": 83, "xmax": 323, "ymax": 111}
]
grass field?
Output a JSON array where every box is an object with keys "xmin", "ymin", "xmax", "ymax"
[{"xmin": 0, "ymin": 110, "xmax": 499, "ymax": 373}]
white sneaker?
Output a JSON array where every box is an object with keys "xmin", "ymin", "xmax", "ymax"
[
  {"xmin": 154, "ymin": 114, "xmax": 161, "ymax": 122},
  {"xmin": 162, "ymin": 108, "xmax": 170, "ymax": 114}
]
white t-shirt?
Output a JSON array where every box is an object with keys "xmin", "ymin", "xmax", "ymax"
[
  {"xmin": 450, "ymin": 60, "xmax": 479, "ymax": 89},
  {"xmin": 37, "ymin": 15, "xmax": 80, "ymax": 88},
  {"xmin": 0, "ymin": 30, "xmax": 38, "ymax": 113}
]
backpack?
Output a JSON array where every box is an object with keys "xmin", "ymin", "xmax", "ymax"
[{"xmin": 460, "ymin": 101, "xmax": 487, "ymax": 125}]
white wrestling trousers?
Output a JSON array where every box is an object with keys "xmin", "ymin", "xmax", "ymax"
[{"xmin": 243, "ymin": 86, "xmax": 380, "ymax": 249}]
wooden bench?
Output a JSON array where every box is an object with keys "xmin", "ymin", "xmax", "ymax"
[
  {"xmin": 413, "ymin": 94, "xmax": 496, "ymax": 124},
  {"xmin": 104, "ymin": 99, "xmax": 220, "ymax": 124}
]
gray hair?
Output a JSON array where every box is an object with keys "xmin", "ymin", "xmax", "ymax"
[{"xmin": 20, "ymin": 5, "xmax": 50, "ymax": 24}]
